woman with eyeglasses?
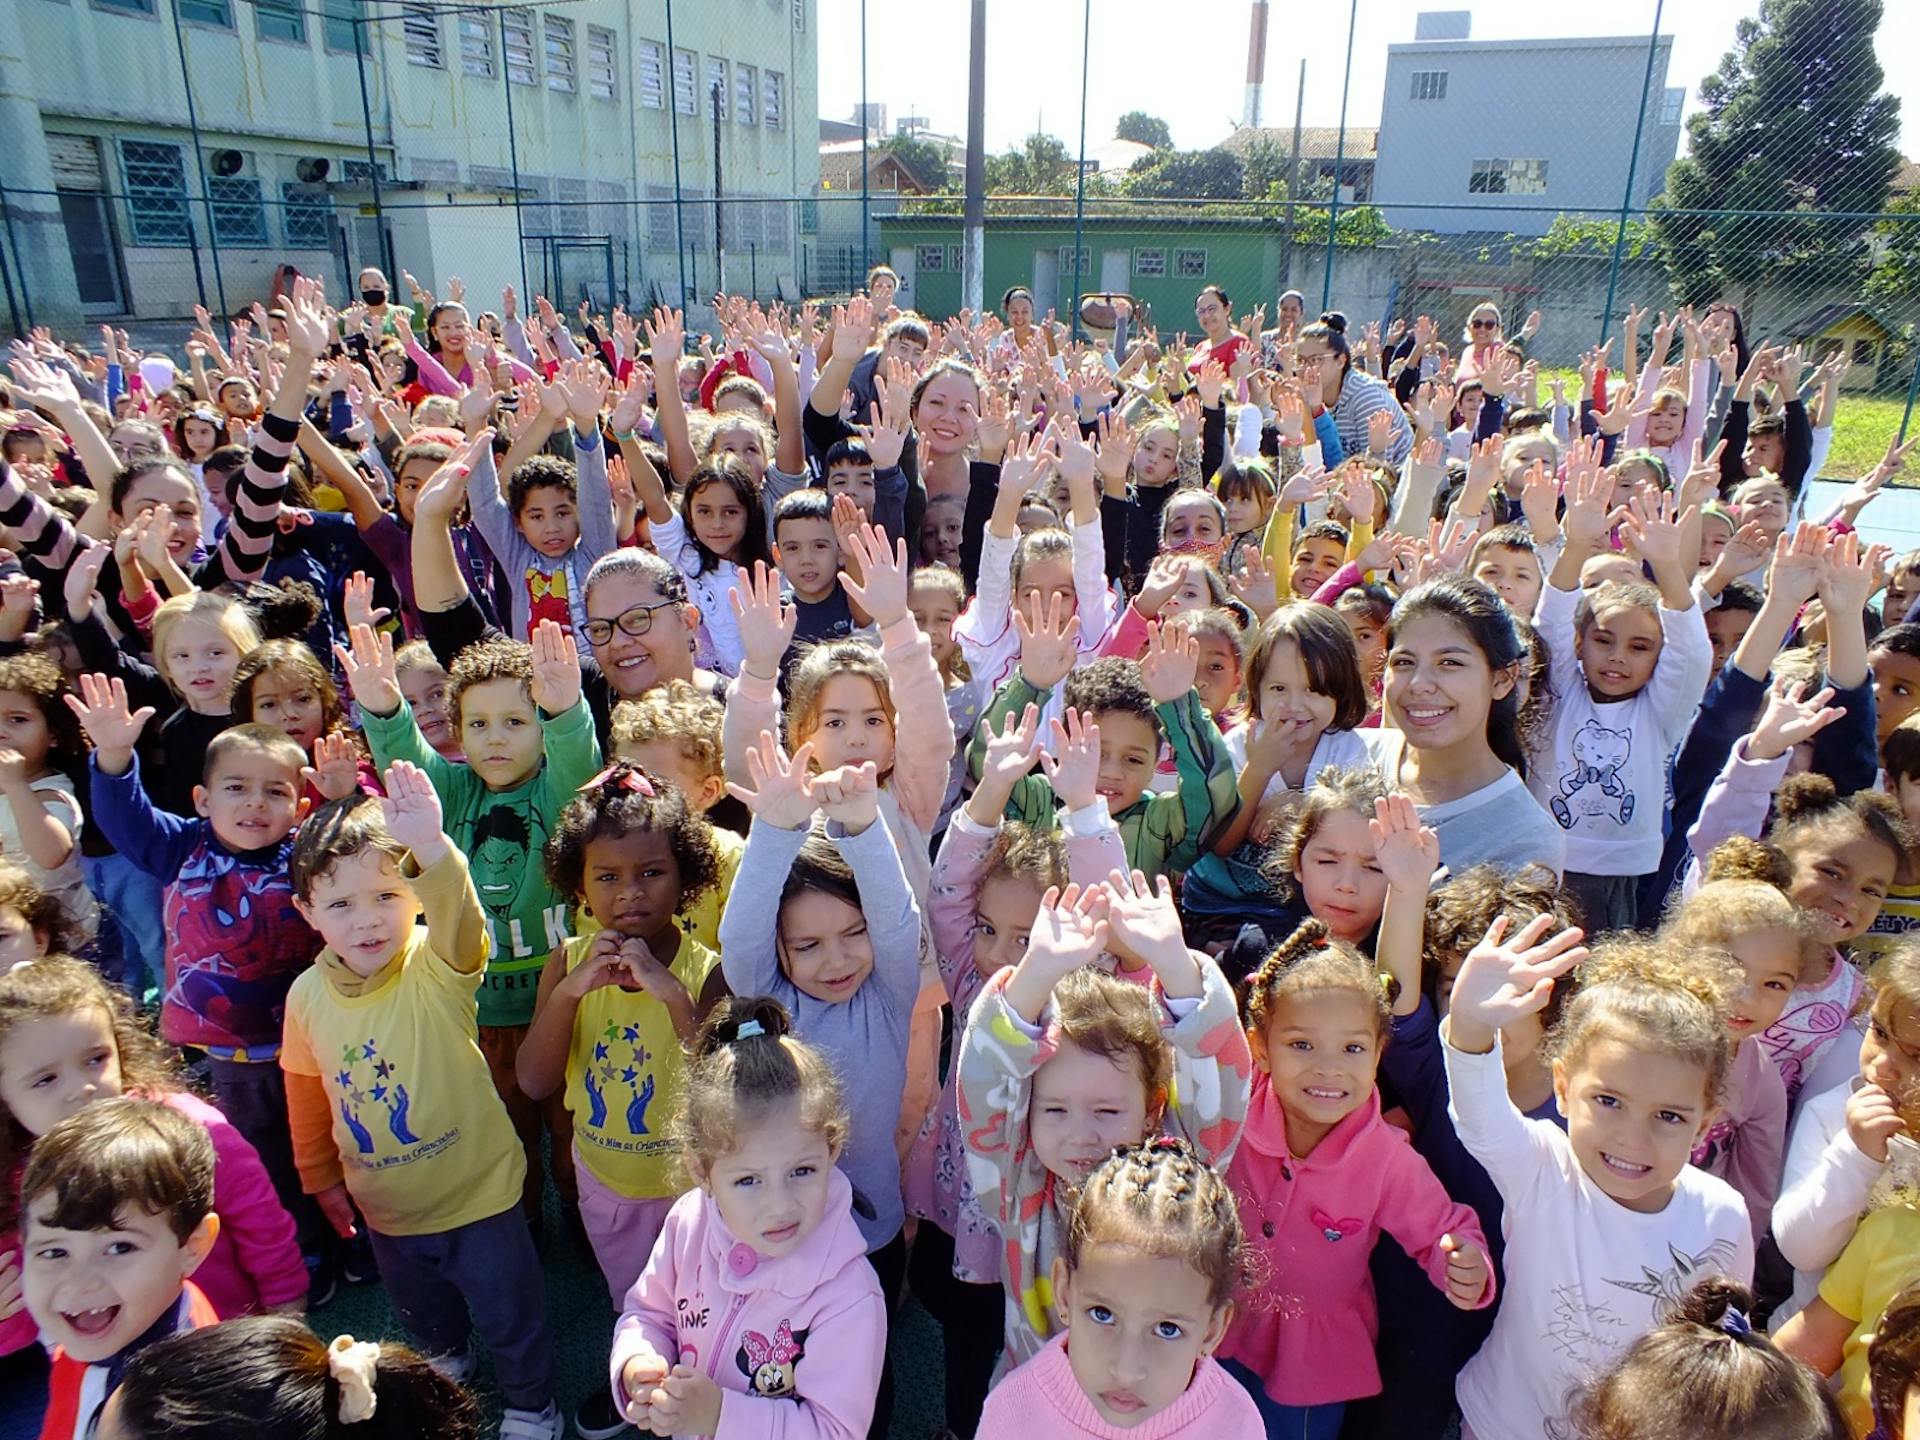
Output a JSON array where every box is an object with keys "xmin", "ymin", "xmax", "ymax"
[
  {"xmin": 1190, "ymin": 283, "xmax": 1251, "ymax": 376},
  {"xmin": 1295, "ymin": 312, "xmax": 1413, "ymax": 466}
]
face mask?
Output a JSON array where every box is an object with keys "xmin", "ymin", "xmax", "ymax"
[
  {"xmin": 362, "ymin": 289, "xmax": 387, "ymax": 306},
  {"xmin": 1163, "ymin": 536, "xmax": 1225, "ymax": 569}
]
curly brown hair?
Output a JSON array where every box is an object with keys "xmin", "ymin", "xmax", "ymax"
[
  {"xmin": 447, "ymin": 634, "xmax": 534, "ymax": 719},
  {"xmin": 1423, "ymin": 863, "xmax": 1574, "ymax": 1019},
  {"xmin": 543, "ymin": 761, "xmax": 721, "ymax": 924},
  {"xmin": 1242, "ymin": 917, "xmax": 1395, "ymax": 1036},
  {"xmin": 0, "ymin": 651, "xmax": 83, "ymax": 763}
]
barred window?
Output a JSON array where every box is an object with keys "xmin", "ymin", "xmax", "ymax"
[
  {"xmin": 735, "ymin": 64, "xmax": 756, "ymax": 126},
  {"xmin": 544, "ymin": 14, "xmax": 575, "ymax": 94},
  {"xmin": 95, "ymin": 0, "xmax": 157, "ymax": 12},
  {"xmin": 1410, "ymin": 70, "xmax": 1447, "ymax": 101},
  {"xmin": 281, "ymin": 183, "xmax": 331, "ymax": 247},
  {"xmin": 120, "ymin": 140, "xmax": 191, "ymax": 246},
  {"xmin": 322, "ymin": 0, "xmax": 363, "ymax": 53},
  {"xmin": 1057, "ymin": 245, "xmax": 1090, "ymax": 275},
  {"xmin": 638, "ymin": 41, "xmax": 665, "ymax": 108},
  {"xmin": 459, "ymin": 14, "xmax": 493, "ymax": 76},
  {"xmin": 916, "ymin": 245, "xmax": 945, "ymax": 272},
  {"xmin": 1175, "ymin": 248, "xmax": 1208, "ymax": 277},
  {"xmin": 672, "ymin": 48, "xmax": 697, "ymax": 115},
  {"xmin": 587, "ymin": 26, "xmax": 616, "ymax": 100},
  {"xmin": 209, "ymin": 176, "xmax": 269, "ymax": 247},
  {"xmin": 1133, "ymin": 247, "xmax": 1165, "ymax": 277},
  {"xmin": 255, "ymin": 0, "xmax": 304, "ymax": 43},
  {"xmin": 401, "ymin": 7, "xmax": 441, "ymax": 67},
  {"xmin": 763, "ymin": 71, "xmax": 785, "ymax": 130},
  {"xmin": 502, "ymin": 9, "xmax": 536, "ymax": 85}
]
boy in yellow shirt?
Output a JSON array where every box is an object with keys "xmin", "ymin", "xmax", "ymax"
[{"xmin": 280, "ymin": 760, "xmax": 560, "ymax": 1440}]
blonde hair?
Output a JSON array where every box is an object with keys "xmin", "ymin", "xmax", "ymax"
[
  {"xmin": 676, "ymin": 997, "xmax": 849, "ymax": 1174},
  {"xmin": 784, "ymin": 639, "xmax": 897, "ymax": 771},
  {"xmin": 1064, "ymin": 1138, "xmax": 1248, "ymax": 1311},
  {"xmin": 911, "ymin": 564, "xmax": 972, "ymax": 685},
  {"xmin": 149, "ymin": 592, "xmax": 261, "ymax": 699},
  {"xmin": 1661, "ymin": 879, "xmax": 1828, "ymax": 986},
  {"xmin": 1051, "ymin": 967, "xmax": 1174, "ymax": 1115},
  {"xmin": 1545, "ymin": 938, "xmax": 1739, "ymax": 1105},
  {"xmin": 611, "ymin": 679, "xmax": 725, "ymax": 782},
  {"xmin": 982, "ymin": 820, "xmax": 1068, "ymax": 893},
  {"xmin": 394, "ymin": 640, "xmax": 450, "ymax": 682}
]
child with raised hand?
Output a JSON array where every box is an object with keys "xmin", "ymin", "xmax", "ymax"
[
  {"xmin": 908, "ymin": 562, "xmax": 980, "ymax": 837},
  {"xmin": 1532, "ymin": 454, "xmax": 1710, "ymax": 932},
  {"xmin": 337, "ymin": 617, "xmax": 601, "ymax": 1227},
  {"xmin": 609, "ymin": 997, "xmax": 886, "ymax": 1440},
  {"xmin": 0, "ymin": 652, "xmax": 95, "ymax": 944},
  {"xmin": 975, "ymin": 1137, "xmax": 1265, "ymax": 1440},
  {"xmin": 958, "ymin": 877, "xmax": 1251, "ymax": 1373},
  {"xmin": 972, "ymin": 609, "xmax": 1240, "ymax": 882},
  {"xmin": 1219, "ymin": 915, "xmax": 1493, "ymax": 1437},
  {"xmin": 1659, "ymin": 849, "xmax": 1828, "ymax": 1244},
  {"xmin": 281, "ymin": 765, "xmax": 561, "ymax": 1440},
  {"xmin": 0, "ymin": 958, "xmax": 306, "ymax": 1423},
  {"xmin": 462, "ymin": 358, "xmax": 619, "ymax": 642},
  {"xmin": 1566, "ymin": 1278, "xmax": 1844, "ymax": 1440},
  {"xmin": 1775, "ymin": 943, "xmax": 1920, "ymax": 1325},
  {"xmin": 1442, "ymin": 922, "xmax": 1755, "ymax": 1440},
  {"xmin": 21, "ymin": 1099, "xmax": 224, "ymax": 1440},
  {"xmin": 101, "ymin": 1313, "xmax": 483, "ymax": 1440},
  {"xmin": 231, "ymin": 639, "xmax": 378, "ymax": 807},
  {"xmin": 909, "ymin": 702, "xmax": 1125, "ymax": 1437},
  {"xmin": 716, "ymin": 731, "xmax": 922, "ymax": 1433}
]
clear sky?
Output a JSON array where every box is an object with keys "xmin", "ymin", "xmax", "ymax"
[{"xmin": 815, "ymin": 0, "xmax": 1920, "ymax": 158}]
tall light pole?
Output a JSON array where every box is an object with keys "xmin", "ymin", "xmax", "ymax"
[{"xmin": 962, "ymin": 0, "xmax": 986, "ymax": 315}]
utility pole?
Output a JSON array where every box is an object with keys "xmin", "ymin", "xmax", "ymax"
[
  {"xmin": 962, "ymin": 0, "xmax": 986, "ymax": 314},
  {"xmin": 712, "ymin": 80, "xmax": 725, "ymax": 296}
]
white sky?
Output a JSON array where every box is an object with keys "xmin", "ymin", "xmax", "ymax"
[{"xmin": 816, "ymin": 0, "xmax": 1920, "ymax": 157}]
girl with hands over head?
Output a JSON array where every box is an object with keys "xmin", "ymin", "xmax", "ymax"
[{"xmin": 1216, "ymin": 914, "xmax": 1493, "ymax": 1433}]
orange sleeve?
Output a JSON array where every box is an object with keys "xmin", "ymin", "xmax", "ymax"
[{"xmin": 285, "ymin": 1069, "xmax": 345, "ymax": 1195}]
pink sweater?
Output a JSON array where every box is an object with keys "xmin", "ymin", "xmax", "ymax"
[
  {"xmin": 609, "ymin": 1169, "xmax": 887, "ymax": 1440},
  {"xmin": 976, "ymin": 1334, "xmax": 1263, "ymax": 1440},
  {"xmin": 1219, "ymin": 1075, "xmax": 1490, "ymax": 1406}
]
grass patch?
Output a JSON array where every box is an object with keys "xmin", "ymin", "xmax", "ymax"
[{"xmin": 1827, "ymin": 393, "xmax": 1915, "ymax": 478}]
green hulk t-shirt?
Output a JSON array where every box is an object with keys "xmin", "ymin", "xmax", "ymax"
[{"xmin": 363, "ymin": 695, "xmax": 601, "ymax": 1027}]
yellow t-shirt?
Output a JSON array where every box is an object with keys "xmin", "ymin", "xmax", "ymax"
[
  {"xmin": 561, "ymin": 931, "xmax": 721, "ymax": 1198},
  {"xmin": 1820, "ymin": 1202, "xmax": 1920, "ymax": 1437},
  {"xmin": 680, "ymin": 827, "xmax": 742, "ymax": 956},
  {"xmin": 280, "ymin": 850, "xmax": 526, "ymax": 1237}
]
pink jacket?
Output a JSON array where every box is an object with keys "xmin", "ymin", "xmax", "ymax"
[
  {"xmin": 1220, "ymin": 1075, "xmax": 1490, "ymax": 1406},
  {"xmin": 610, "ymin": 1169, "xmax": 887, "ymax": 1440},
  {"xmin": 976, "ymin": 1334, "xmax": 1263, "ymax": 1440},
  {"xmin": 1, "ymin": 1088, "xmax": 305, "ymax": 1355},
  {"xmin": 904, "ymin": 809, "xmax": 1128, "ymax": 1283}
]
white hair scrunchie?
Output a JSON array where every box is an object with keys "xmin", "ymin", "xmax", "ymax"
[{"xmin": 327, "ymin": 1335, "xmax": 382, "ymax": 1424}]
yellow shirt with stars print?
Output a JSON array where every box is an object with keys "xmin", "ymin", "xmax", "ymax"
[{"xmin": 561, "ymin": 930, "xmax": 723, "ymax": 1198}]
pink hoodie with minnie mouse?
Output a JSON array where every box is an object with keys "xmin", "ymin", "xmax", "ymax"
[{"xmin": 609, "ymin": 1167, "xmax": 887, "ymax": 1439}]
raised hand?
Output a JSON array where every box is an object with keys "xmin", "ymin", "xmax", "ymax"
[
  {"xmin": 63, "ymin": 673, "xmax": 156, "ymax": 773},
  {"xmin": 1764, "ymin": 522, "xmax": 1829, "ymax": 609},
  {"xmin": 341, "ymin": 571, "xmax": 392, "ymax": 634},
  {"xmin": 725, "ymin": 730, "xmax": 818, "ymax": 831},
  {"xmin": 1102, "ymin": 868, "xmax": 1192, "ymax": 981},
  {"xmin": 304, "ymin": 732, "xmax": 364, "ymax": 802},
  {"xmin": 281, "ymin": 275, "xmax": 331, "ymax": 357},
  {"xmin": 1229, "ymin": 547, "xmax": 1282, "ymax": 620},
  {"xmin": 729, "ymin": 560, "xmax": 797, "ymax": 680},
  {"xmin": 1745, "ymin": 678, "xmax": 1845, "ymax": 763},
  {"xmin": 1040, "ymin": 707, "xmax": 1103, "ymax": 813},
  {"xmin": 645, "ymin": 307, "xmax": 686, "ymax": 368},
  {"xmin": 0, "ymin": 575, "xmax": 38, "ymax": 642},
  {"xmin": 811, "ymin": 759, "xmax": 880, "ymax": 835},
  {"xmin": 1558, "ymin": 455, "xmax": 1625, "ymax": 556},
  {"xmin": 1279, "ymin": 462, "xmax": 1331, "ymax": 509},
  {"xmin": 1140, "ymin": 619, "xmax": 1199, "ymax": 704},
  {"xmin": 1093, "ymin": 409, "xmax": 1136, "ymax": 487},
  {"xmin": 379, "ymin": 759, "xmax": 447, "ymax": 862},
  {"xmin": 837, "ymin": 523, "xmax": 911, "ymax": 627},
  {"xmin": 1445, "ymin": 913, "xmax": 1588, "ymax": 1054},
  {"xmin": 61, "ymin": 544, "xmax": 110, "ymax": 625},
  {"xmin": 559, "ymin": 357, "xmax": 611, "ymax": 431},
  {"xmin": 1819, "ymin": 529, "xmax": 1891, "ymax": 618},
  {"xmin": 973, "ymin": 702, "xmax": 1043, "ymax": 810},
  {"xmin": 1013, "ymin": 589, "xmax": 1081, "ymax": 691},
  {"xmin": 333, "ymin": 622, "xmax": 402, "ymax": 717},
  {"xmin": 1369, "ymin": 793, "xmax": 1441, "ymax": 893},
  {"xmin": 995, "ymin": 425, "xmax": 1058, "ymax": 508},
  {"xmin": 1615, "ymin": 486, "xmax": 1694, "ymax": 584},
  {"xmin": 528, "ymin": 619, "xmax": 583, "ymax": 715}
]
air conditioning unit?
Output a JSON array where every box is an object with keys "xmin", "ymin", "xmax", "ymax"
[
  {"xmin": 209, "ymin": 148, "xmax": 245, "ymax": 177},
  {"xmin": 295, "ymin": 157, "xmax": 332, "ymax": 184}
]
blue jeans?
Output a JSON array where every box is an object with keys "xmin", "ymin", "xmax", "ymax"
[
  {"xmin": 1220, "ymin": 1359, "xmax": 1346, "ymax": 1440},
  {"xmin": 82, "ymin": 853, "xmax": 166, "ymax": 1003}
]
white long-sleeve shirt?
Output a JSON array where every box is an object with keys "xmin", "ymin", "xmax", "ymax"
[
  {"xmin": 1529, "ymin": 581, "xmax": 1711, "ymax": 876},
  {"xmin": 1773, "ymin": 1075, "xmax": 1883, "ymax": 1327},
  {"xmin": 1444, "ymin": 1034, "xmax": 1753, "ymax": 1440},
  {"xmin": 955, "ymin": 514, "xmax": 1116, "ymax": 699}
]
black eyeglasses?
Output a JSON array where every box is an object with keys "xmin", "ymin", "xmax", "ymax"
[{"xmin": 581, "ymin": 600, "xmax": 678, "ymax": 646}]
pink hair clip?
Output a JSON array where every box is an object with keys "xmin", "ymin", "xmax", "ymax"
[{"xmin": 581, "ymin": 765, "xmax": 655, "ymax": 797}]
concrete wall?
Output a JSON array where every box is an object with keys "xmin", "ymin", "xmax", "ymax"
[{"xmin": 1373, "ymin": 36, "xmax": 1679, "ymax": 236}]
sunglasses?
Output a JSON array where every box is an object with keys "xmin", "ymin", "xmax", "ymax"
[{"xmin": 1470, "ymin": 319, "xmax": 1499, "ymax": 331}]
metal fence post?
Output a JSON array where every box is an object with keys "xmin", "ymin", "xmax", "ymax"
[
  {"xmin": 170, "ymin": 0, "xmax": 227, "ymax": 315},
  {"xmin": 1321, "ymin": 0, "xmax": 1358, "ymax": 312},
  {"xmin": 1070, "ymin": 0, "xmax": 1091, "ymax": 339},
  {"xmin": 0, "ymin": 183, "xmax": 34, "ymax": 332},
  {"xmin": 500, "ymin": 7, "xmax": 529, "ymax": 298},
  {"xmin": 1599, "ymin": 0, "xmax": 1666, "ymax": 347},
  {"xmin": 1901, "ymin": 339, "xmax": 1920, "ymax": 445},
  {"xmin": 859, "ymin": 0, "xmax": 869, "ymax": 281},
  {"xmin": 352, "ymin": 16, "xmax": 394, "ymax": 280},
  {"xmin": 663, "ymin": 0, "xmax": 689, "ymax": 307}
]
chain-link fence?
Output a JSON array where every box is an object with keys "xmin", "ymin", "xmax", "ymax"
[{"xmin": 0, "ymin": 0, "xmax": 1913, "ymax": 452}]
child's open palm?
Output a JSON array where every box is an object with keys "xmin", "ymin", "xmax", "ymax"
[
  {"xmin": 342, "ymin": 571, "xmax": 392, "ymax": 633},
  {"xmin": 1102, "ymin": 868, "xmax": 1190, "ymax": 977},
  {"xmin": 1023, "ymin": 884, "xmax": 1110, "ymax": 982},
  {"xmin": 64, "ymin": 672, "xmax": 155, "ymax": 762},
  {"xmin": 838, "ymin": 523, "xmax": 911, "ymax": 627},
  {"xmin": 1746, "ymin": 678, "xmax": 1844, "ymax": 762},
  {"xmin": 1013, "ymin": 590, "xmax": 1080, "ymax": 691},
  {"xmin": 1818, "ymin": 530, "xmax": 1890, "ymax": 617},
  {"xmin": 977, "ymin": 703, "xmax": 1042, "ymax": 803},
  {"xmin": 1229, "ymin": 547, "xmax": 1283, "ymax": 620},
  {"xmin": 1040, "ymin": 707, "xmax": 1103, "ymax": 813},
  {"xmin": 729, "ymin": 560, "xmax": 797, "ymax": 679},
  {"xmin": 528, "ymin": 619, "xmax": 583, "ymax": 715},
  {"xmin": 304, "ymin": 733, "xmax": 363, "ymax": 802},
  {"xmin": 1765, "ymin": 522, "xmax": 1828, "ymax": 609},
  {"xmin": 1446, "ymin": 914, "xmax": 1587, "ymax": 1053},
  {"xmin": 415, "ymin": 430, "xmax": 493, "ymax": 529},
  {"xmin": 61, "ymin": 544, "xmax": 109, "ymax": 625},
  {"xmin": 1140, "ymin": 619, "xmax": 1199, "ymax": 704},
  {"xmin": 1369, "ymin": 794, "xmax": 1441, "ymax": 893},
  {"xmin": 335, "ymin": 622, "xmax": 402, "ymax": 716},
  {"xmin": 378, "ymin": 760, "xmax": 445, "ymax": 856},
  {"xmin": 727, "ymin": 730, "xmax": 818, "ymax": 831}
]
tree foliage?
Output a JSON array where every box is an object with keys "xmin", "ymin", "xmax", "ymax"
[
  {"xmin": 1866, "ymin": 194, "xmax": 1920, "ymax": 306},
  {"xmin": 984, "ymin": 132, "xmax": 1078, "ymax": 196},
  {"xmin": 1115, "ymin": 111, "xmax": 1173, "ymax": 149},
  {"xmin": 1652, "ymin": 0, "xmax": 1900, "ymax": 306},
  {"xmin": 1121, "ymin": 148, "xmax": 1245, "ymax": 201},
  {"xmin": 876, "ymin": 135, "xmax": 954, "ymax": 193}
]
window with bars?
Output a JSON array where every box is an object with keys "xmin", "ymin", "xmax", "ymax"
[
  {"xmin": 735, "ymin": 64, "xmax": 756, "ymax": 126},
  {"xmin": 645, "ymin": 184, "xmax": 676, "ymax": 250},
  {"xmin": 1133, "ymin": 247, "xmax": 1165, "ymax": 277},
  {"xmin": 255, "ymin": 0, "xmax": 304, "ymax": 43},
  {"xmin": 178, "ymin": 0, "xmax": 232, "ymax": 27},
  {"xmin": 638, "ymin": 40, "xmax": 664, "ymax": 108},
  {"xmin": 764, "ymin": 71, "xmax": 784, "ymax": 130},
  {"xmin": 94, "ymin": 0, "xmax": 157, "ymax": 13},
  {"xmin": 120, "ymin": 140, "xmax": 191, "ymax": 246},
  {"xmin": 1410, "ymin": 69, "xmax": 1447, "ymax": 100},
  {"xmin": 916, "ymin": 245, "xmax": 945, "ymax": 272},
  {"xmin": 281, "ymin": 183, "xmax": 332, "ymax": 247},
  {"xmin": 1175, "ymin": 248, "xmax": 1208, "ymax": 277},
  {"xmin": 706, "ymin": 57, "xmax": 728, "ymax": 120},
  {"xmin": 587, "ymin": 26, "xmax": 616, "ymax": 99},
  {"xmin": 502, "ymin": 9, "xmax": 536, "ymax": 85},
  {"xmin": 544, "ymin": 15, "xmax": 575, "ymax": 93},
  {"xmin": 458, "ymin": 14, "xmax": 493, "ymax": 76},
  {"xmin": 322, "ymin": 0, "xmax": 363, "ymax": 52},
  {"xmin": 209, "ymin": 177, "xmax": 269, "ymax": 246},
  {"xmin": 672, "ymin": 48, "xmax": 697, "ymax": 115},
  {"xmin": 1057, "ymin": 245, "xmax": 1090, "ymax": 275},
  {"xmin": 401, "ymin": 7, "xmax": 441, "ymax": 67}
]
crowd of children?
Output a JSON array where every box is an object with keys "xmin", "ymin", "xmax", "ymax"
[{"xmin": 0, "ymin": 265, "xmax": 1918, "ymax": 1440}]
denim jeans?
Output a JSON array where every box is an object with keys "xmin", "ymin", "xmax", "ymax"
[
  {"xmin": 82, "ymin": 852, "xmax": 166, "ymax": 1003},
  {"xmin": 1220, "ymin": 1359, "xmax": 1346, "ymax": 1440}
]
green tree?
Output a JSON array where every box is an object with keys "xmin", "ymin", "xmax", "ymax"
[
  {"xmin": 985, "ymin": 132, "xmax": 1077, "ymax": 196},
  {"xmin": 876, "ymin": 135, "xmax": 953, "ymax": 192},
  {"xmin": 1115, "ymin": 111, "xmax": 1173, "ymax": 149},
  {"xmin": 1239, "ymin": 136, "xmax": 1294, "ymax": 202},
  {"xmin": 1652, "ymin": 0, "xmax": 1900, "ymax": 307},
  {"xmin": 1121, "ymin": 147, "xmax": 1245, "ymax": 200},
  {"xmin": 1866, "ymin": 194, "xmax": 1920, "ymax": 306}
]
